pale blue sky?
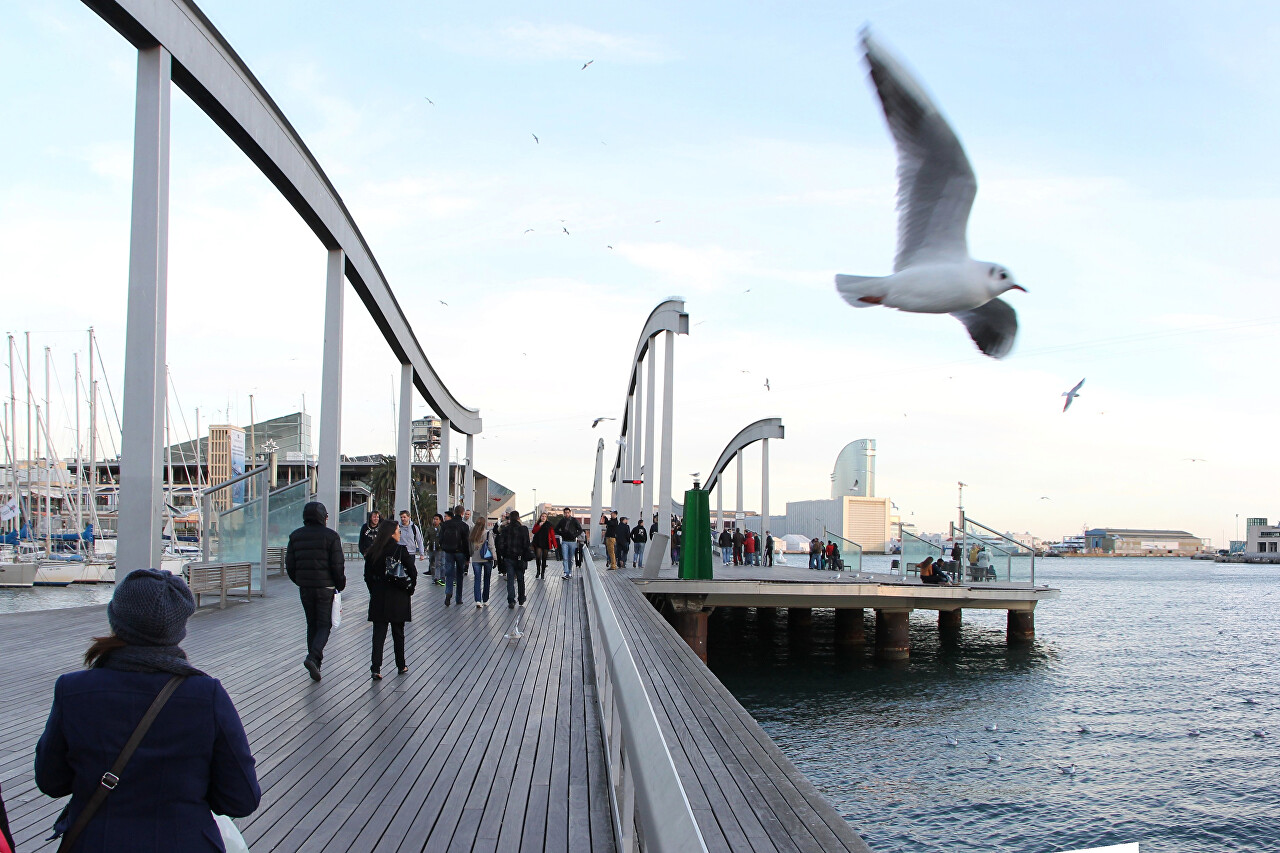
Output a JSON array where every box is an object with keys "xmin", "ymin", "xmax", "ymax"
[{"xmin": 2, "ymin": 1, "xmax": 1277, "ymax": 544}]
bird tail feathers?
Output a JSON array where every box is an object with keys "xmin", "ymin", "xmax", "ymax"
[{"xmin": 834, "ymin": 274, "xmax": 889, "ymax": 308}]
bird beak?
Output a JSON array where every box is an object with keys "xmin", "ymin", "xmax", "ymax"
[{"xmin": 1011, "ymin": 284, "xmax": 1027, "ymax": 293}]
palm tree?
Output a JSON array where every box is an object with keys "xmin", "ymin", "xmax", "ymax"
[{"xmin": 366, "ymin": 456, "xmax": 397, "ymax": 517}]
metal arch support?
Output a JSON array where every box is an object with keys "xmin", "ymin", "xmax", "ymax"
[
  {"xmin": 82, "ymin": 0, "xmax": 481, "ymax": 435},
  {"xmin": 610, "ymin": 299, "xmax": 688, "ymax": 482},
  {"xmin": 703, "ymin": 418, "xmax": 785, "ymax": 494}
]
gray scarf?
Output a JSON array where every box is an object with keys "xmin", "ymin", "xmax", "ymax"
[{"xmin": 98, "ymin": 644, "xmax": 207, "ymax": 677}]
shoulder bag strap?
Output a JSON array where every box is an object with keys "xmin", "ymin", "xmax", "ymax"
[{"xmin": 57, "ymin": 675, "xmax": 186, "ymax": 853}]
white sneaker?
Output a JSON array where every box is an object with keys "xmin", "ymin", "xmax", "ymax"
[{"xmin": 476, "ymin": 603, "xmax": 482, "ymax": 610}]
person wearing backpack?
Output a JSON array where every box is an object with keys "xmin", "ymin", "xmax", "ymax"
[
  {"xmin": 364, "ymin": 520, "xmax": 417, "ymax": 678},
  {"xmin": 496, "ymin": 510, "xmax": 532, "ymax": 608},
  {"xmin": 437, "ymin": 505, "xmax": 471, "ymax": 606},
  {"xmin": 398, "ymin": 510, "xmax": 424, "ymax": 561},
  {"xmin": 469, "ymin": 516, "xmax": 498, "ymax": 609},
  {"xmin": 35, "ymin": 569, "xmax": 260, "ymax": 852},
  {"xmin": 630, "ymin": 519, "xmax": 648, "ymax": 568}
]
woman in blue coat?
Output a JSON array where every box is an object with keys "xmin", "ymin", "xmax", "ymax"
[{"xmin": 35, "ymin": 568, "xmax": 260, "ymax": 852}]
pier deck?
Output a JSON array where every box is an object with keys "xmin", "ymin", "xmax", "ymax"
[{"xmin": 0, "ymin": 560, "xmax": 871, "ymax": 852}]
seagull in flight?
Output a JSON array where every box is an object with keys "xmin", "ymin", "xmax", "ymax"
[
  {"xmin": 423, "ymin": 96, "xmax": 434, "ymax": 105},
  {"xmin": 834, "ymin": 30, "xmax": 1026, "ymax": 359},
  {"xmin": 764, "ymin": 378, "xmax": 770, "ymax": 391},
  {"xmin": 562, "ymin": 226, "xmax": 570, "ymax": 236},
  {"xmin": 532, "ymin": 133, "xmax": 539, "ymax": 144},
  {"xmin": 1062, "ymin": 378, "xmax": 1085, "ymax": 412},
  {"xmin": 438, "ymin": 300, "xmax": 448, "ymax": 307},
  {"xmin": 523, "ymin": 228, "xmax": 534, "ymax": 234},
  {"xmin": 582, "ymin": 60, "xmax": 594, "ymax": 70},
  {"xmin": 591, "ymin": 417, "xmax": 616, "ymax": 429}
]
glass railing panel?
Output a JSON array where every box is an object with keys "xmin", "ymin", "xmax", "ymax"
[
  {"xmin": 901, "ymin": 530, "xmax": 943, "ymax": 577},
  {"xmin": 266, "ymin": 480, "xmax": 310, "ymax": 550},
  {"xmin": 824, "ymin": 529, "xmax": 862, "ymax": 574},
  {"xmin": 338, "ymin": 503, "xmax": 367, "ymax": 545}
]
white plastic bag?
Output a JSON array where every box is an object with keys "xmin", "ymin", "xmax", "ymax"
[
  {"xmin": 331, "ymin": 591, "xmax": 342, "ymax": 629},
  {"xmin": 214, "ymin": 814, "xmax": 250, "ymax": 853}
]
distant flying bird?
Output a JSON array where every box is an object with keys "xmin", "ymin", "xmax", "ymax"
[
  {"xmin": 764, "ymin": 378, "xmax": 770, "ymax": 391},
  {"xmin": 532, "ymin": 133, "xmax": 539, "ymax": 144},
  {"xmin": 524, "ymin": 228, "xmax": 534, "ymax": 234},
  {"xmin": 834, "ymin": 30, "xmax": 1026, "ymax": 359},
  {"xmin": 1062, "ymin": 378, "xmax": 1086, "ymax": 411},
  {"xmin": 1040, "ymin": 496, "xmax": 1051, "ymax": 500},
  {"xmin": 1185, "ymin": 458, "xmax": 1206, "ymax": 463},
  {"xmin": 582, "ymin": 60, "xmax": 594, "ymax": 70},
  {"xmin": 607, "ymin": 245, "xmax": 613, "ymax": 250},
  {"xmin": 562, "ymin": 227, "xmax": 570, "ymax": 236},
  {"xmin": 654, "ymin": 219, "xmax": 661, "ymax": 223},
  {"xmin": 591, "ymin": 417, "xmax": 616, "ymax": 428},
  {"xmin": 743, "ymin": 288, "xmax": 751, "ymax": 293},
  {"xmin": 438, "ymin": 300, "xmax": 448, "ymax": 307},
  {"xmin": 423, "ymin": 96, "xmax": 434, "ymax": 105}
]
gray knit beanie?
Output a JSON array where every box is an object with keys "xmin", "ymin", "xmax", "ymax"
[{"xmin": 108, "ymin": 568, "xmax": 196, "ymax": 647}]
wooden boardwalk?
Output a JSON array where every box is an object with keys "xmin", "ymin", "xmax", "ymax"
[
  {"xmin": 0, "ymin": 567, "xmax": 613, "ymax": 852},
  {"xmin": 0, "ymin": 559, "xmax": 872, "ymax": 852}
]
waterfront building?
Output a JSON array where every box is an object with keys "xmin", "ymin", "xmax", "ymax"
[
  {"xmin": 830, "ymin": 439, "xmax": 875, "ymax": 498},
  {"xmin": 784, "ymin": 495, "xmax": 894, "ymax": 553},
  {"xmin": 1084, "ymin": 528, "xmax": 1205, "ymax": 556},
  {"xmin": 1245, "ymin": 520, "xmax": 1280, "ymax": 554}
]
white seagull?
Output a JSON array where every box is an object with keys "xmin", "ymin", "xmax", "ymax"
[
  {"xmin": 985, "ymin": 723, "xmax": 999, "ymax": 732},
  {"xmin": 1062, "ymin": 378, "xmax": 1085, "ymax": 412},
  {"xmin": 835, "ymin": 30, "xmax": 1026, "ymax": 359}
]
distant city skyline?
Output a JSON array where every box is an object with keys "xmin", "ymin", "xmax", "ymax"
[{"xmin": 2, "ymin": 1, "xmax": 1277, "ymax": 546}]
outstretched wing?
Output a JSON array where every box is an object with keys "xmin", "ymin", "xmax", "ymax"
[
  {"xmin": 1069, "ymin": 377, "xmax": 1086, "ymax": 396},
  {"xmin": 862, "ymin": 31, "xmax": 976, "ymax": 271},
  {"xmin": 952, "ymin": 298, "xmax": 1017, "ymax": 359}
]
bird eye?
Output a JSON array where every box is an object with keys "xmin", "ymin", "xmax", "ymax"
[{"xmin": 999, "ymin": 271, "xmax": 1007, "ymax": 280}]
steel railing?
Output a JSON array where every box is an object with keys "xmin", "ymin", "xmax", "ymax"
[{"xmin": 580, "ymin": 548, "xmax": 708, "ymax": 853}]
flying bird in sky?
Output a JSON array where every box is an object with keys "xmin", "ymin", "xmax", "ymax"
[
  {"xmin": 834, "ymin": 30, "xmax": 1026, "ymax": 359},
  {"xmin": 1062, "ymin": 378, "xmax": 1085, "ymax": 411},
  {"xmin": 562, "ymin": 226, "xmax": 570, "ymax": 236},
  {"xmin": 423, "ymin": 96, "xmax": 433, "ymax": 105},
  {"xmin": 438, "ymin": 300, "xmax": 448, "ymax": 307},
  {"xmin": 531, "ymin": 133, "xmax": 539, "ymax": 144},
  {"xmin": 591, "ymin": 417, "xmax": 616, "ymax": 428},
  {"xmin": 582, "ymin": 60, "xmax": 594, "ymax": 70},
  {"xmin": 764, "ymin": 378, "xmax": 770, "ymax": 391},
  {"xmin": 523, "ymin": 228, "xmax": 534, "ymax": 234}
]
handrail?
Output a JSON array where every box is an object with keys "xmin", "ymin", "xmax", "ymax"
[
  {"xmin": 581, "ymin": 549, "xmax": 708, "ymax": 853},
  {"xmin": 962, "ymin": 513, "xmax": 1036, "ymax": 585}
]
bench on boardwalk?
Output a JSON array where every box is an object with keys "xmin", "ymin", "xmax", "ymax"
[
  {"xmin": 184, "ymin": 561, "xmax": 255, "ymax": 609},
  {"xmin": 266, "ymin": 546, "xmax": 287, "ymax": 577}
]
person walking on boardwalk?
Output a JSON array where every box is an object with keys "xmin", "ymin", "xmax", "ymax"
[
  {"xmin": 630, "ymin": 518, "xmax": 648, "ymax": 568},
  {"xmin": 717, "ymin": 526, "xmax": 732, "ymax": 565},
  {"xmin": 426, "ymin": 513, "xmax": 443, "ymax": 582},
  {"xmin": 764, "ymin": 531, "xmax": 775, "ymax": 567},
  {"xmin": 398, "ymin": 509, "xmax": 425, "ymax": 563},
  {"xmin": 438, "ymin": 505, "xmax": 471, "ymax": 606},
  {"xmin": 531, "ymin": 512, "xmax": 557, "ymax": 578},
  {"xmin": 364, "ymin": 520, "xmax": 418, "ymax": 678},
  {"xmin": 35, "ymin": 569, "xmax": 261, "ymax": 852},
  {"xmin": 358, "ymin": 509, "xmax": 381, "ymax": 556},
  {"xmin": 615, "ymin": 516, "xmax": 631, "ymax": 569},
  {"xmin": 809, "ymin": 537, "xmax": 822, "ymax": 569},
  {"xmin": 575, "ymin": 532, "xmax": 586, "ymax": 569},
  {"xmin": 732, "ymin": 527, "xmax": 745, "ymax": 566},
  {"xmin": 497, "ymin": 509, "xmax": 532, "ymax": 608},
  {"xmin": 603, "ymin": 510, "xmax": 620, "ymax": 569},
  {"xmin": 744, "ymin": 530, "xmax": 757, "ymax": 566},
  {"xmin": 670, "ymin": 521, "xmax": 683, "ymax": 566},
  {"xmin": 285, "ymin": 501, "xmax": 346, "ymax": 682},
  {"xmin": 470, "ymin": 516, "xmax": 498, "ymax": 609},
  {"xmin": 555, "ymin": 508, "xmax": 583, "ymax": 578}
]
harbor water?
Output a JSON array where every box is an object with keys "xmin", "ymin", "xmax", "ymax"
[{"xmin": 706, "ymin": 557, "xmax": 1280, "ymax": 853}]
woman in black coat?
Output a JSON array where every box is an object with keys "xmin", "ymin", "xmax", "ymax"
[{"xmin": 363, "ymin": 520, "xmax": 417, "ymax": 678}]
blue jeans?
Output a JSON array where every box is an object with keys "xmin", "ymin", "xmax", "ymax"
[
  {"xmin": 632, "ymin": 543, "xmax": 645, "ymax": 566},
  {"xmin": 752, "ymin": 553, "xmax": 761, "ymax": 566},
  {"xmin": 503, "ymin": 557, "xmax": 526, "ymax": 604},
  {"xmin": 809, "ymin": 552, "xmax": 819, "ymax": 569},
  {"xmin": 617, "ymin": 543, "xmax": 630, "ymax": 567},
  {"xmin": 560, "ymin": 541, "xmax": 577, "ymax": 576},
  {"xmin": 443, "ymin": 552, "xmax": 467, "ymax": 601},
  {"xmin": 671, "ymin": 547, "xmax": 680, "ymax": 565},
  {"xmin": 472, "ymin": 560, "xmax": 493, "ymax": 603},
  {"xmin": 721, "ymin": 546, "xmax": 731, "ymax": 565}
]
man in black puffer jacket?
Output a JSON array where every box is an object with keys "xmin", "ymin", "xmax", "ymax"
[{"xmin": 286, "ymin": 501, "xmax": 347, "ymax": 681}]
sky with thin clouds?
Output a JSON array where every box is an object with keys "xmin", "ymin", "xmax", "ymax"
[{"xmin": 2, "ymin": 1, "xmax": 1278, "ymax": 546}]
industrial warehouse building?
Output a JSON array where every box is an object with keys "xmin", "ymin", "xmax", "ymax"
[{"xmin": 1084, "ymin": 528, "xmax": 1205, "ymax": 556}]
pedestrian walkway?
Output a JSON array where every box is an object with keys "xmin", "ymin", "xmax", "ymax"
[{"xmin": 0, "ymin": 568, "xmax": 613, "ymax": 852}]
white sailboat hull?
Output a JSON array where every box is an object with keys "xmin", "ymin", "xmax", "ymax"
[
  {"xmin": 34, "ymin": 562, "xmax": 81, "ymax": 586},
  {"xmin": 0, "ymin": 562, "xmax": 38, "ymax": 587}
]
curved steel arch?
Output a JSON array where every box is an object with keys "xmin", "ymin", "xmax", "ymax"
[
  {"xmin": 703, "ymin": 418, "xmax": 785, "ymax": 493},
  {"xmin": 610, "ymin": 298, "xmax": 688, "ymax": 480},
  {"xmin": 84, "ymin": 0, "xmax": 481, "ymax": 433}
]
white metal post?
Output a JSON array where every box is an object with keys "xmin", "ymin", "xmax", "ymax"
[
  {"xmin": 642, "ymin": 348, "xmax": 656, "ymax": 529},
  {"xmin": 437, "ymin": 417, "xmax": 451, "ymax": 515},
  {"xmin": 761, "ymin": 438, "xmax": 769, "ymax": 545},
  {"xmin": 716, "ymin": 480, "xmax": 722, "ymax": 533},
  {"xmin": 118, "ymin": 46, "xmax": 171, "ymax": 572},
  {"xmin": 590, "ymin": 438, "xmax": 604, "ymax": 546},
  {"xmin": 657, "ymin": 330, "xmax": 675, "ymax": 538},
  {"xmin": 317, "ymin": 248, "xmax": 344, "ymax": 527},
  {"xmin": 736, "ymin": 452, "xmax": 744, "ymax": 524},
  {"xmin": 395, "ymin": 363, "xmax": 413, "ymax": 514},
  {"xmin": 464, "ymin": 433, "xmax": 475, "ymax": 514}
]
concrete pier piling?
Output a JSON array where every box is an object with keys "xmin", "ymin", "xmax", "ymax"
[
  {"xmin": 834, "ymin": 608, "xmax": 866, "ymax": 645},
  {"xmin": 674, "ymin": 610, "xmax": 710, "ymax": 661},
  {"xmin": 756, "ymin": 606, "xmax": 778, "ymax": 623},
  {"xmin": 875, "ymin": 609, "xmax": 911, "ymax": 660},
  {"xmin": 938, "ymin": 609, "xmax": 962, "ymax": 632},
  {"xmin": 787, "ymin": 607, "xmax": 813, "ymax": 629},
  {"xmin": 1007, "ymin": 609, "xmax": 1034, "ymax": 644}
]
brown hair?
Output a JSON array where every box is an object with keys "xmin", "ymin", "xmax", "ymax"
[{"xmin": 85, "ymin": 634, "xmax": 128, "ymax": 667}]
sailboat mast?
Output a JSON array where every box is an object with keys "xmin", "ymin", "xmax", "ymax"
[
  {"xmin": 88, "ymin": 327, "xmax": 98, "ymax": 535},
  {"xmin": 165, "ymin": 367, "xmax": 175, "ymax": 551},
  {"xmin": 75, "ymin": 352, "xmax": 83, "ymax": 552},
  {"xmin": 44, "ymin": 346, "xmax": 51, "ymax": 542},
  {"xmin": 6, "ymin": 334, "xmax": 15, "ymax": 534}
]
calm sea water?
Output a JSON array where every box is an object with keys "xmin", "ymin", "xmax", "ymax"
[
  {"xmin": 0, "ymin": 583, "xmax": 115, "ymax": 613},
  {"xmin": 706, "ymin": 557, "xmax": 1280, "ymax": 853}
]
